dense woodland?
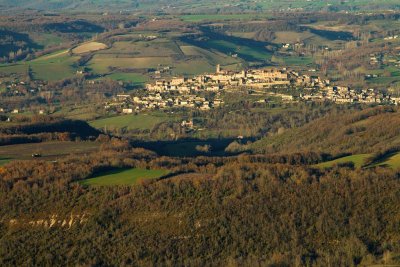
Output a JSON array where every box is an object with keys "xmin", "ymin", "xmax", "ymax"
[{"xmin": 1, "ymin": 144, "xmax": 400, "ymax": 266}]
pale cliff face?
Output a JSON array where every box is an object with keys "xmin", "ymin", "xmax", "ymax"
[{"xmin": 8, "ymin": 213, "xmax": 88, "ymax": 229}]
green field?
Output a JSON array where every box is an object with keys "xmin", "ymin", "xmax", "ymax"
[
  {"xmin": 180, "ymin": 45, "xmax": 240, "ymax": 66},
  {"xmin": 90, "ymin": 113, "xmax": 176, "ymax": 131},
  {"xmin": 80, "ymin": 168, "xmax": 169, "ymax": 186},
  {"xmin": 88, "ymin": 55, "xmax": 173, "ymax": 73},
  {"xmin": 0, "ymin": 49, "xmax": 79, "ymax": 81},
  {"xmin": 0, "ymin": 157, "xmax": 11, "ymax": 166},
  {"xmin": 30, "ymin": 53, "xmax": 79, "ymax": 80},
  {"xmin": 314, "ymin": 154, "xmax": 371, "ymax": 169},
  {"xmin": 104, "ymin": 39, "xmax": 181, "ymax": 57},
  {"xmin": 369, "ymin": 152, "xmax": 400, "ymax": 169},
  {"xmin": 30, "ymin": 32, "xmax": 65, "ymax": 47},
  {"xmin": 104, "ymin": 73, "xmax": 149, "ymax": 85},
  {"xmin": 0, "ymin": 64, "xmax": 28, "ymax": 75},
  {"xmin": 314, "ymin": 152, "xmax": 400, "ymax": 170}
]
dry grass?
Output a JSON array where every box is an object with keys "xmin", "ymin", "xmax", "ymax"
[{"xmin": 72, "ymin": 42, "xmax": 108, "ymax": 54}]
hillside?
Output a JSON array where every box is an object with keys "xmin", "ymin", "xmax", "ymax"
[
  {"xmin": 251, "ymin": 106, "xmax": 400, "ymax": 155},
  {"xmin": 1, "ymin": 148, "xmax": 400, "ymax": 266}
]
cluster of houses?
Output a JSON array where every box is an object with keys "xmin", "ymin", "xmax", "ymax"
[
  {"xmin": 105, "ymin": 93, "xmax": 224, "ymax": 113},
  {"xmin": 301, "ymin": 86, "xmax": 400, "ymax": 105},
  {"xmin": 145, "ymin": 65, "xmax": 331, "ymax": 93},
  {"xmin": 0, "ymin": 79, "xmax": 46, "ymax": 97},
  {"xmin": 108, "ymin": 65, "xmax": 400, "ymax": 114},
  {"xmin": 108, "ymin": 66, "xmax": 326, "ymax": 114}
]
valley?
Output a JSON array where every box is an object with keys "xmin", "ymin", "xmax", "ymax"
[{"xmin": 1, "ymin": 2, "xmax": 400, "ymax": 266}]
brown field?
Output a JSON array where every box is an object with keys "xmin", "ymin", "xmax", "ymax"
[{"xmin": 72, "ymin": 42, "xmax": 108, "ymax": 54}]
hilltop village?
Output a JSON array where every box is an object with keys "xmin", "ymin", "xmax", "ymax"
[
  {"xmin": 105, "ymin": 65, "xmax": 400, "ymax": 114},
  {"xmin": 1, "ymin": 64, "xmax": 399, "ymax": 116}
]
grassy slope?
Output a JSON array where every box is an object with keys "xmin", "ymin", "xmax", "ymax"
[
  {"xmin": 30, "ymin": 53, "xmax": 79, "ymax": 80},
  {"xmin": 314, "ymin": 154, "xmax": 371, "ymax": 169},
  {"xmin": 0, "ymin": 49, "xmax": 79, "ymax": 81},
  {"xmin": 80, "ymin": 168, "xmax": 168, "ymax": 186},
  {"xmin": 314, "ymin": 152, "xmax": 400, "ymax": 170},
  {"xmin": 369, "ymin": 152, "xmax": 400, "ymax": 169}
]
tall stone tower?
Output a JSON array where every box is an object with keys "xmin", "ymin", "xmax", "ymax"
[{"xmin": 216, "ymin": 64, "xmax": 221, "ymax": 73}]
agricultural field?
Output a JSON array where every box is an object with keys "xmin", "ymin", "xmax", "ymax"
[
  {"xmin": 87, "ymin": 55, "xmax": 172, "ymax": 73},
  {"xmin": 55, "ymin": 104, "xmax": 101, "ymax": 121},
  {"xmin": 88, "ymin": 36, "xmax": 241, "ymax": 77},
  {"xmin": 0, "ymin": 64, "xmax": 28, "ymax": 76},
  {"xmin": 103, "ymin": 39, "xmax": 182, "ymax": 57},
  {"xmin": 273, "ymin": 31, "xmax": 315, "ymax": 44},
  {"xmin": 103, "ymin": 73, "xmax": 149, "ymax": 85},
  {"xmin": 0, "ymin": 141, "xmax": 100, "ymax": 161},
  {"xmin": 314, "ymin": 154, "xmax": 371, "ymax": 169},
  {"xmin": 0, "ymin": 157, "xmax": 11, "ymax": 166},
  {"xmin": 29, "ymin": 51, "xmax": 80, "ymax": 80},
  {"xmin": 72, "ymin": 41, "xmax": 108, "ymax": 54},
  {"xmin": 314, "ymin": 152, "xmax": 400, "ymax": 170},
  {"xmin": 180, "ymin": 45, "xmax": 240, "ymax": 66},
  {"xmin": 90, "ymin": 113, "xmax": 177, "ymax": 131},
  {"xmin": 80, "ymin": 168, "xmax": 169, "ymax": 186},
  {"xmin": 368, "ymin": 152, "xmax": 400, "ymax": 170},
  {"xmin": 271, "ymin": 55, "xmax": 314, "ymax": 66},
  {"xmin": 0, "ymin": 49, "xmax": 79, "ymax": 81},
  {"xmin": 29, "ymin": 32, "xmax": 66, "ymax": 47}
]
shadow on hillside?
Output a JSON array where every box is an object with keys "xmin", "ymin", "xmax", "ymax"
[{"xmin": 133, "ymin": 137, "xmax": 252, "ymax": 157}]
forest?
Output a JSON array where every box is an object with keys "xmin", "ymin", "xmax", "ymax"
[{"xmin": 1, "ymin": 143, "xmax": 400, "ymax": 266}]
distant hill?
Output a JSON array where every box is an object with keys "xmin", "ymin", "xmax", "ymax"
[{"xmin": 0, "ymin": 0, "xmax": 399, "ymax": 13}]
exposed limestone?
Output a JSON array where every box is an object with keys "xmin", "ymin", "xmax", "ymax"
[{"xmin": 8, "ymin": 213, "xmax": 89, "ymax": 229}]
